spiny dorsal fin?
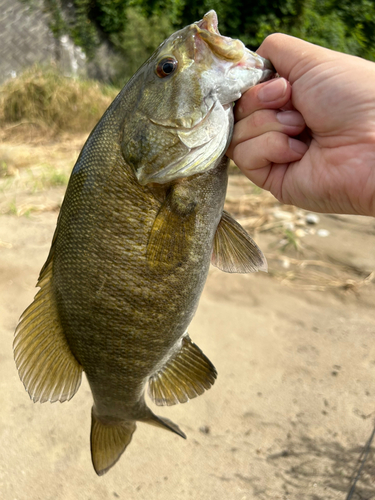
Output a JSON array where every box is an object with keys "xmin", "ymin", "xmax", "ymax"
[
  {"xmin": 91, "ymin": 410, "xmax": 136, "ymax": 476},
  {"xmin": 147, "ymin": 188, "xmax": 196, "ymax": 271},
  {"xmin": 211, "ymin": 210, "xmax": 267, "ymax": 273},
  {"xmin": 148, "ymin": 335, "xmax": 217, "ymax": 406},
  {"xmin": 13, "ymin": 259, "xmax": 82, "ymax": 403}
]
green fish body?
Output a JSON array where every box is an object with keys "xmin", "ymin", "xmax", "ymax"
[{"xmin": 14, "ymin": 11, "xmax": 273, "ymax": 475}]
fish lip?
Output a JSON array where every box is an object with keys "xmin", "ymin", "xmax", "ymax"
[
  {"xmin": 260, "ymin": 68, "xmax": 276, "ymax": 83},
  {"xmin": 236, "ymin": 50, "xmax": 276, "ymax": 82},
  {"xmin": 194, "ymin": 11, "xmax": 244, "ymax": 62},
  {"xmin": 258, "ymin": 57, "xmax": 276, "ymax": 82},
  {"xmin": 196, "ymin": 10, "xmax": 220, "ymax": 34}
]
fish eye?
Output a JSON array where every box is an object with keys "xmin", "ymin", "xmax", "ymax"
[{"xmin": 156, "ymin": 57, "xmax": 178, "ymax": 78}]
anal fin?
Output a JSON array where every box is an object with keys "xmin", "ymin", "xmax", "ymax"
[
  {"xmin": 211, "ymin": 210, "xmax": 267, "ymax": 273},
  {"xmin": 143, "ymin": 412, "xmax": 186, "ymax": 439},
  {"xmin": 13, "ymin": 259, "xmax": 82, "ymax": 403},
  {"xmin": 148, "ymin": 335, "xmax": 217, "ymax": 406},
  {"xmin": 91, "ymin": 410, "xmax": 136, "ymax": 476}
]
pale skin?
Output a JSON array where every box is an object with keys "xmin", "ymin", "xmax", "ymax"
[{"xmin": 226, "ymin": 34, "xmax": 375, "ymax": 216}]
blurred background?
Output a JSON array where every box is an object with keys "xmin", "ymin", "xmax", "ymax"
[
  {"xmin": 0, "ymin": 0, "xmax": 374, "ymax": 88},
  {"xmin": 1, "ymin": 1, "xmax": 375, "ymax": 499}
]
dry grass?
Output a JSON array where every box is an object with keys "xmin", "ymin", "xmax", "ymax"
[
  {"xmin": 267, "ymin": 254, "xmax": 374, "ymax": 292},
  {"xmin": 225, "ymin": 178, "xmax": 374, "ymax": 293},
  {"xmin": 0, "ymin": 65, "xmax": 118, "ymax": 136},
  {"xmin": 0, "ymin": 135, "xmax": 86, "ymax": 217}
]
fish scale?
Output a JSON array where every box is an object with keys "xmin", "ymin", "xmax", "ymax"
[{"xmin": 14, "ymin": 10, "xmax": 274, "ymax": 475}]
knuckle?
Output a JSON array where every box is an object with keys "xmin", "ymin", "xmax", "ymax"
[
  {"xmin": 264, "ymin": 131, "xmax": 290, "ymax": 162},
  {"xmin": 251, "ymin": 111, "xmax": 266, "ymax": 129},
  {"xmin": 264, "ymin": 131, "xmax": 276, "ymax": 151},
  {"xmin": 249, "ymin": 110, "xmax": 278, "ymax": 133},
  {"xmin": 263, "ymin": 33, "xmax": 285, "ymax": 48}
]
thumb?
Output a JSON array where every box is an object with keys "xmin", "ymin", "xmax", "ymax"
[{"xmin": 256, "ymin": 34, "xmax": 335, "ymax": 84}]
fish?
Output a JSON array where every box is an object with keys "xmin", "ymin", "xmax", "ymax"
[{"xmin": 13, "ymin": 10, "xmax": 274, "ymax": 475}]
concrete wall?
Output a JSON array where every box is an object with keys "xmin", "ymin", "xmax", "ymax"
[{"xmin": 0, "ymin": 0, "xmax": 86, "ymax": 84}]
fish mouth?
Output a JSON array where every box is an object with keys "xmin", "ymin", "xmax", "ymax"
[
  {"xmin": 258, "ymin": 58, "xmax": 276, "ymax": 83},
  {"xmin": 194, "ymin": 11, "xmax": 275, "ymax": 80},
  {"xmin": 196, "ymin": 10, "xmax": 220, "ymax": 34},
  {"xmin": 194, "ymin": 11, "xmax": 245, "ymax": 62}
]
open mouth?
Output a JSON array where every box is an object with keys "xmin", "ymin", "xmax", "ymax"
[
  {"xmin": 196, "ymin": 10, "xmax": 220, "ymax": 34},
  {"xmin": 195, "ymin": 13, "xmax": 244, "ymax": 63}
]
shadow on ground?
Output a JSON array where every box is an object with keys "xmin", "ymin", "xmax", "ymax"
[{"xmin": 263, "ymin": 433, "xmax": 375, "ymax": 499}]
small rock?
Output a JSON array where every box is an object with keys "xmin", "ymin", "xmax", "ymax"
[
  {"xmin": 295, "ymin": 228, "xmax": 306, "ymax": 238},
  {"xmin": 317, "ymin": 229, "xmax": 330, "ymax": 237},
  {"xmin": 281, "ymin": 257, "xmax": 290, "ymax": 269},
  {"xmin": 284, "ymin": 222, "xmax": 295, "ymax": 231},
  {"xmin": 199, "ymin": 425, "xmax": 210, "ymax": 434},
  {"xmin": 305, "ymin": 213, "xmax": 320, "ymax": 224}
]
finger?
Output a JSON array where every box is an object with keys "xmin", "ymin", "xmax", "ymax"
[
  {"xmin": 280, "ymin": 100, "xmax": 295, "ymax": 112},
  {"xmin": 235, "ymin": 77, "xmax": 292, "ymax": 121},
  {"xmin": 257, "ymin": 33, "xmax": 332, "ymax": 83},
  {"xmin": 227, "ymin": 109, "xmax": 305, "ymax": 158},
  {"xmin": 244, "ymin": 162, "xmax": 290, "ymax": 200},
  {"xmin": 229, "ymin": 131, "xmax": 308, "ymax": 187}
]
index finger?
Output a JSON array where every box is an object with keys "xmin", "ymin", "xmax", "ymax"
[{"xmin": 235, "ymin": 77, "xmax": 292, "ymax": 121}]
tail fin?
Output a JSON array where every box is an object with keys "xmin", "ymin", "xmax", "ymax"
[
  {"xmin": 90, "ymin": 410, "xmax": 136, "ymax": 476},
  {"xmin": 90, "ymin": 409, "xmax": 186, "ymax": 475}
]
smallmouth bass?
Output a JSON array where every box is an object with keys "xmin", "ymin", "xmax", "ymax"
[{"xmin": 14, "ymin": 11, "xmax": 274, "ymax": 475}]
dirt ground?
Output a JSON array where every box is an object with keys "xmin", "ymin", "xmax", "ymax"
[{"xmin": 1, "ymin": 135, "xmax": 375, "ymax": 500}]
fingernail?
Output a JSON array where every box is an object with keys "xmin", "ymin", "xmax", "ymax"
[
  {"xmin": 258, "ymin": 78, "xmax": 287, "ymax": 102},
  {"xmin": 288, "ymin": 138, "xmax": 308, "ymax": 155},
  {"xmin": 277, "ymin": 111, "xmax": 305, "ymax": 127}
]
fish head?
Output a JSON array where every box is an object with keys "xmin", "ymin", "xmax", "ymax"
[{"xmin": 121, "ymin": 10, "xmax": 275, "ymax": 185}]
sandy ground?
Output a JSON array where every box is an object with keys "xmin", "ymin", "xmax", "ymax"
[{"xmin": 1, "ymin": 137, "xmax": 375, "ymax": 499}]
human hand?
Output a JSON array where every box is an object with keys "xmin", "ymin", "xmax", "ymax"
[{"xmin": 226, "ymin": 34, "xmax": 375, "ymax": 216}]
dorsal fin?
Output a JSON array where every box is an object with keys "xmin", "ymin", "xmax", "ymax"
[
  {"xmin": 148, "ymin": 335, "xmax": 217, "ymax": 406},
  {"xmin": 211, "ymin": 210, "xmax": 267, "ymax": 273},
  {"xmin": 13, "ymin": 257, "xmax": 83, "ymax": 403}
]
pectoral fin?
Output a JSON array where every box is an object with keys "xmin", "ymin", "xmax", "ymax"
[
  {"xmin": 148, "ymin": 335, "xmax": 217, "ymax": 406},
  {"xmin": 211, "ymin": 210, "xmax": 267, "ymax": 273},
  {"xmin": 147, "ymin": 187, "xmax": 196, "ymax": 271},
  {"xmin": 13, "ymin": 258, "xmax": 82, "ymax": 403}
]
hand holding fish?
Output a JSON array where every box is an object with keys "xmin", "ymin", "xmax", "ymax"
[{"xmin": 227, "ymin": 34, "xmax": 375, "ymax": 216}]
